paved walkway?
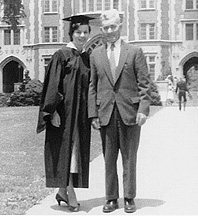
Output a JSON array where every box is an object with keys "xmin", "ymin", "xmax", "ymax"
[{"xmin": 26, "ymin": 106, "xmax": 198, "ymax": 215}]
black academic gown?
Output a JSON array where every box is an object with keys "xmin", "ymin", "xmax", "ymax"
[{"xmin": 37, "ymin": 46, "xmax": 91, "ymax": 188}]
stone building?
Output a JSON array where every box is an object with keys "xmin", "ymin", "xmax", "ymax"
[{"xmin": 0, "ymin": 0, "xmax": 197, "ymax": 93}]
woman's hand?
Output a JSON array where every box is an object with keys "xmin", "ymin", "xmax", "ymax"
[{"xmin": 51, "ymin": 110, "xmax": 61, "ymax": 127}]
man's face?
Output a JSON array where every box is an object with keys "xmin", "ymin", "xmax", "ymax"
[{"xmin": 101, "ymin": 17, "xmax": 122, "ymax": 43}]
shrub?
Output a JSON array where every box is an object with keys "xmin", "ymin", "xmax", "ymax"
[
  {"xmin": 7, "ymin": 79, "xmax": 43, "ymax": 107},
  {"xmin": 1, "ymin": 79, "xmax": 161, "ymax": 107},
  {"xmin": 150, "ymin": 81, "xmax": 162, "ymax": 106},
  {"xmin": 0, "ymin": 93, "xmax": 11, "ymax": 107}
]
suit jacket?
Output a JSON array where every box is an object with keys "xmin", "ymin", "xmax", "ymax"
[
  {"xmin": 88, "ymin": 40, "xmax": 151, "ymax": 126},
  {"xmin": 175, "ymin": 80, "xmax": 189, "ymax": 93}
]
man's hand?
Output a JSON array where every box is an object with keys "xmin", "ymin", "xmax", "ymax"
[
  {"xmin": 136, "ymin": 113, "xmax": 147, "ymax": 126},
  {"xmin": 91, "ymin": 118, "xmax": 100, "ymax": 130}
]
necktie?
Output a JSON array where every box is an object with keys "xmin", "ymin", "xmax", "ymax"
[{"xmin": 109, "ymin": 43, "xmax": 116, "ymax": 82}]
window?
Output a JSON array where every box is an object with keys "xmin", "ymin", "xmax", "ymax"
[
  {"xmin": 44, "ymin": 0, "xmax": 50, "ymax": 12},
  {"xmin": 149, "ymin": 24, "xmax": 155, "ymax": 39},
  {"xmin": 14, "ymin": 29, "xmax": 20, "ymax": 45},
  {"xmin": 186, "ymin": 24, "xmax": 193, "ymax": 40},
  {"xmin": 140, "ymin": 24, "xmax": 147, "ymax": 39},
  {"xmin": 149, "ymin": 56, "xmax": 155, "ymax": 62},
  {"xmin": 88, "ymin": 0, "xmax": 94, "ymax": 11},
  {"xmin": 4, "ymin": 30, "xmax": 11, "ymax": 45},
  {"xmin": 96, "ymin": 0, "xmax": 102, "ymax": 10},
  {"xmin": 186, "ymin": 0, "xmax": 193, "ymax": 9},
  {"xmin": 197, "ymin": 24, "xmax": 198, "ymax": 40},
  {"xmin": 146, "ymin": 55, "xmax": 156, "ymax": 80},
  {"xmin": 140, "ymin": 23, "xmax": 155, "ymax": 40},
  {"xmin": 105, "ymin": 0, "xmax": 111, "ymax": 10},
  {"xmin": 4, "ymin": 29, "xmax": 21, "ymax": 45},
  {"xmin": 52, "ymin": 27, "xmax": 58, "ymax": 42},
  {"xmin": 149, "ymin": 64, "xmax": 155, "ymax": 80},
  {"xmin": 44, "ymin": 27, "xmax": 58, "ymax": 42},
  {"xmin": 149, "ymin": 0, "xmax": 155, "ymax": 8},
  {"xmin": 80, "ymin": 0, "xmax": 120, "ymax": 12},
  {"xmin": 44, "ymin": 27, "xmax": 50, "ymax": 42},
  {"xmin": 140, "ymin": 0, "xmax": 155, "ymax": 9},
  {"xmin": 44, "ymin": 0, "xmax": 58, "ymax": 13},
  {"xmin": 52, "ymin": 0, "xmax": 58, "ymax": 12},
  {"xmin": 82, "ymin": 0, "xmax": 86, "ymax": 12},
  {"xmin": 113, "ymin": 0, "xmax": 119, "ymax": 9},
  {"xmin": 185, "ymin": 23, "xmax": 198, "ymax": 41},
  {"xmin": 186, "ymin": 0, "xmax": 198, "ymax": 9},
  {"xmin": 140, "ymin": 0, "xmax": 146, "ymax": 8}
]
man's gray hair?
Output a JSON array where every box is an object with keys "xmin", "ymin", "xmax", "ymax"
[{"xmin": 100, "ymin": 9, "xmax": 120, "ymax": 23}]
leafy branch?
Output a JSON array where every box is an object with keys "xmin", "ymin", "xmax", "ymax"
[{"xmin": 1, "ymin": 0, "xmax": 26, "ymax": 30}]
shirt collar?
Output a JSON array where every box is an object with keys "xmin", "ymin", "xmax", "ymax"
[
  {"xmin": 107, "ymin": 38, "xmax": 121, "ymax": 50},
  {"xmin": 66, "ymin": 42, "xmax": 86, "ymax": 53}
]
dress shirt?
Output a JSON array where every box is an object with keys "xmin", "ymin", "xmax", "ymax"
[{"xmin": 107, "ymin": 38, "xmax": 121, "ymax": 67}]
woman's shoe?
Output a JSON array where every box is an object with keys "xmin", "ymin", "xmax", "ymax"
[
  {"xmin": 68, "ymin": 203, "xmax": 80, "ymax": 212},
  {"xmin": 55, "ymin": 193, "xmax": 69, "ymax": 206}
]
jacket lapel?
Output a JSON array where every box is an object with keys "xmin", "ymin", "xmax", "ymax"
[
  {"xmin": 100, "ymin": 45, "xmax": 114, "ymax": 85},
  {"xmin": 115, "ymin": 41, "xmax": 129, "ymax": 83}
]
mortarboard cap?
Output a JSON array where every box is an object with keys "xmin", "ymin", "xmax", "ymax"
[{"xmin": 63, "ymin": 15, "xmax": 95, "ymax": 25}]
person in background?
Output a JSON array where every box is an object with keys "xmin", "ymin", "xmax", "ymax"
[
  {"xmin": 37, "ymin": 15, "xmax": 94, "ymax": 212},
  {"xmin": 165, "ymin": 75, "xmax": 175, "ymax": 105},
  {"xmin": 88, "ymin": 9, "xmax": 151, "ymax": 214},
  {"xmin": 175, "ymin": 76, "xmax": 191, "ymax": 111}
]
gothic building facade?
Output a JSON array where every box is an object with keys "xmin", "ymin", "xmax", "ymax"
[{"xmin": 0, "ymin": 0, "xmax": 197, "ymax": 93}]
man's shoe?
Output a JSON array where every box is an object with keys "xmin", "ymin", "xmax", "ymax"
[
  {"xmin": 124, "ymin": 198, "xmax": 136, "ymax": 213},
  {"xmin": 103, "ymin": 199, "xmax": 118, "ymax": 213}
]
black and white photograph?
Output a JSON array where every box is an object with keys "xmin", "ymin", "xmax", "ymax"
[{"xmin": 0, "ymin": 0, "xmax": 198, "ymax": 215}]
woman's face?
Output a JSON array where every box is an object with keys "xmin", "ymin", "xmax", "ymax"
[{"xmin": 72, "ymin": 24, "xmax": 90, "ymax": 49}]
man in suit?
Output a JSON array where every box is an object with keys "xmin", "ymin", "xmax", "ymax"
[
  {"xmin": 175, "ymin": 76, "xmax": 190, "ymax": 111},
  {"xmin": 88, "ymin": 9, "xmax": 151, "ymax": 213}
]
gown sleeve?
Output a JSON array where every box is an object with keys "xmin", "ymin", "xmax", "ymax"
[{"xmin": 36, "ymin": 50, "xmax": 64, "ymax": 133}]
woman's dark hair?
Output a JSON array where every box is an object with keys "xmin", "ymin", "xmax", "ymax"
[{"xmin": 69, "ymin": 23, "xmax": 91, "ymax": 41}]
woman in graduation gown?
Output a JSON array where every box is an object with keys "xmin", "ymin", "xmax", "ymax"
[{"xmin": 36, "ymin": 15, "xmax": 94, "ymax": 212}]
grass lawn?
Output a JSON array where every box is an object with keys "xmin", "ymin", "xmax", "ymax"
[{"xmin": 0, "ymin": 105, "xmax": 162, "ymax": 215}]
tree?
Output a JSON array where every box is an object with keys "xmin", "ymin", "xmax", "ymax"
[{"xmin": 1, "ymin": 0, "xmax": 26, "ymax": 30}]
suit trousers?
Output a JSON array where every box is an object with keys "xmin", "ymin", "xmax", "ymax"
[
  {"xmin": 100, "ymin": 104, "xmax": 141, "ymax": 200},
  {"xmin": 178, "ymin": 90, "xmax": 187, "ymax": 110},
  {"xmin": 178, "ymin": 90, "xmax": 187, "ymax": 102}
]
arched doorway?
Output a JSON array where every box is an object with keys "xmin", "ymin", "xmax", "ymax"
[
  {"xmin": 180, "ymin": 52, "xmax": 198, "ymax": 92},
  {"xmin": 183, "ymin": 56, "xmax": 198, "ymax": 76},
  {"xmin": 184, "ymin": 57, "xmax": 198, "ymax": 92},
  {"xmin": 3, "ymin": 60, "xmax": 23, "ymax": 93}
]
